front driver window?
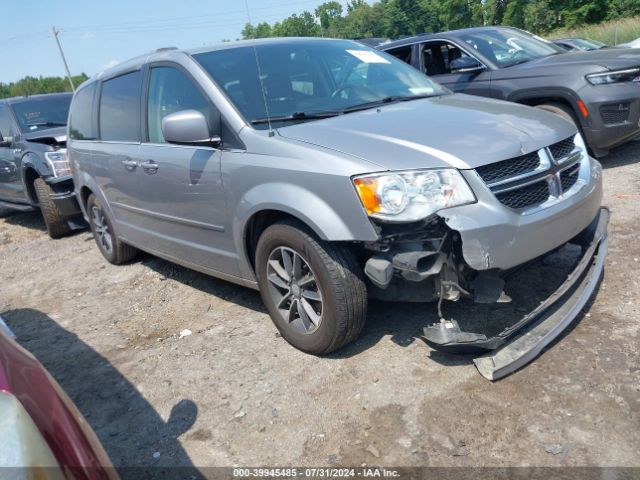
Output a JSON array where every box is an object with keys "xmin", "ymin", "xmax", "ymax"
[
  {"xmin": 421, "ymin": 42, "xmax": 475, "ymax": 76},
  {"xmin": 147, "ymin": 67, "xmax": 212, "ymax": 144}
]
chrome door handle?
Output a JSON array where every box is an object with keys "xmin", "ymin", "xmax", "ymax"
[
  {"xmin": 141, "ymin": 160, "xmax": 159, "ymax": 174},
  {"xmin": 121, "ymin": 158, "xmax": 138, "ymax": 170}
]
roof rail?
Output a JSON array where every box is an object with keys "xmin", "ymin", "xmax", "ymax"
[{"xmin": 155, "ymin": 47, "xmax": 178, "ymax": 53}]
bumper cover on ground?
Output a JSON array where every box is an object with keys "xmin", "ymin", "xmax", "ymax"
[{"xmin": 424, "ymin": 207, "xmax": 609, "ymax": 381}]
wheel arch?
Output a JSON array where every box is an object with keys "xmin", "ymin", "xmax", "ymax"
[
  {"xmin": 508, "ymin": 89, "xmax": 585, "ymax": 126},
  {"xmin": 235, "ymin": 183, "xmax": 378, "ymax": 278},
  {"xmin": 22, "ymin": 166, "xmax": 40, "ymax": 204}
]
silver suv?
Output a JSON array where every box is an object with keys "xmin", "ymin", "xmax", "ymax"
[{"xmin": 68, "ymin": 38, "xmax": 608, "ymax": 379}]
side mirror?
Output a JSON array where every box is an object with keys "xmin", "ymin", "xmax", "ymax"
[
  {"xmin": 450, "ymin": 56, "xmax": 485, "ymax": 74},
  {"xmin": 161, "ymin": 110, "xmax": 221, "ymax": 148}
]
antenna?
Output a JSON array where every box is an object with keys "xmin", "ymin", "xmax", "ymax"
[{"xmin": 244, "ymin": 0, "xmax": 274, "ymax": 137}]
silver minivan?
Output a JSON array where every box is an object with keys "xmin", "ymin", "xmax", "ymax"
[{"xmin": 68, "ymin": 38, "xmax": 608, "ymax": 379}]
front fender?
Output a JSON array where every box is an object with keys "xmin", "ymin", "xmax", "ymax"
[
  {"xmin": 20, "ymin": 152, "xmax": 50, "ymax": 204},
  {"xmin": 233, "ymin": 182, "xmax": 379, "ymax": 277},
  {"xmin": 21, "ymin": 152, "xmax": 51, "ymax": 178}
]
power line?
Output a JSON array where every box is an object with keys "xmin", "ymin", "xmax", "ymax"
[{"xmin": 60, "ymin": 0, "xmax": 324, "ymax": 32}]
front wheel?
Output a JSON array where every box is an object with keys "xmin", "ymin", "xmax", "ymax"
[
  {"xmin": 255, "ymin": 221, "xmax": 367, "ymax": 355},
  {"xmin": 33, "ymin": 177, "xmax": 71, "ymax": 239},
  {"xmin": 535, "ymin": 103, "xmax": 579, "ymax": 129}
]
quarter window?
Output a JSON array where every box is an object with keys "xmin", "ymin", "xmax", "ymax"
[
  {"xmin": 99, "ymin": 71, "xmax": 142, "ymax": 142},
  {"xmin": 147, "ymin": 67, "xmax": 211, "ymax": 144},
  {"xmin": 69, "ymin": 83, "xmax": 97, "ymax": 140}
]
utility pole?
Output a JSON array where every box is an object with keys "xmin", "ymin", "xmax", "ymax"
[{"xmin": 52, "ymin": 26, "xmax": 75, "ymax": 91}]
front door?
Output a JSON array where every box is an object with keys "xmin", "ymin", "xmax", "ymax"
[
  {"xmin": 0, "ymin": 104, "xmax": 23, "ymax": 202},
  {"xmin": 419, "ymin": 40, "xmax": 492, "ymax": 96},
  {"xmin": 135, "ymin": 65, "xmax": 237, "ymax": 277}
]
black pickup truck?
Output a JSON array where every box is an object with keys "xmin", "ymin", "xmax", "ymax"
[{"xmin": 0, "ymin": 93, "xmax": 84, "ymax": 238}]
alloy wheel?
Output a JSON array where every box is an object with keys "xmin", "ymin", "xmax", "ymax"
[
  {"xmin": 266, "ymin": 246, "xmax": 323, "ymax": 334},
  {"xmin": 91, "ymin": 205, "xmax": 113, "ymax": 254}
]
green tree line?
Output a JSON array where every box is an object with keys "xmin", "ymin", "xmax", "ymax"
[
  {"xmin": 241, "ymin": 0, "xmax": 640, "ymax": 40},
  {"xmin": 0, "ymin": 74, "xmax": 89, "ymax": 100}
]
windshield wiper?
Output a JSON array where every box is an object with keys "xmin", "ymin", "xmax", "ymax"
[
  {"xmin": 26, "ymin": 121, "xmax": 66, "ymax": 127},
  {"xmin": 342, "ymin": 94, "xmax": 437, "ymax": 113},
  {"xmin": 251, "ymin": 111, "xmax": 341, "ymax": 125},
  {"xmin": 250, "ymin": 95, "xmax": 438, "ymax": 125}
]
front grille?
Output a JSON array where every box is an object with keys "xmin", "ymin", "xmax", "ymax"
[
  {"xmin": 495, "ymin": 180, "xmax": 550, "ymax": 210},
  {"xmin": 476, "ymin": 137, "xmax": 585, "ymax": 212},
  {"xmin": 600, "ymin": 103, "xmax": 630, "ymax": 125},
  {"xmin": 548, "ymin": 137, "xmax": 575, "ymax": 161},
  {"xmin": 560, "ymin": 163, "xmax": 580, "ymax": 192},
  {"xmin": 475, "ymin": 151, "xmax": 540, "ymax": 184}
]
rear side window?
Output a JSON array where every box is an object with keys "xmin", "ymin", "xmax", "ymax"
[
  {"xmin": 99, "ymin": 71, "xmax": 142, "ymax": 142},
  {"xmin": 147, "ymin": 67, "xmax": 212, "ymax": 144},
  {"xmin": 69, "ymin": 83, "xmax": 97, "ymax": 140}
]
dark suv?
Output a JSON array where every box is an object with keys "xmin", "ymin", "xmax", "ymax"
[
  {"xmin": 379, "ymin": 26, "xmax": 640, "ymax": 157},
  {"xmin": 0, "ymin": 93, "xmax": 83, "ymax": 237}
]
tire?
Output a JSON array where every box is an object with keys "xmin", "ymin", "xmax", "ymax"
[
  {"xmin": 86, "ymin": 193, "xmax": 137, "ymax": 264},
  {"xmin": 255, "ymin": 220, "xmax": 368, "ymax": 355},
  {"xmin": 33, "ymin": 177, "xmax": 71, "ymax": 239},
  {"xmin": 535, "ymin": 103, "xmax": 578, "ymax": 128}
]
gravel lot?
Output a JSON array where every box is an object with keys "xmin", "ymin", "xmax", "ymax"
[{"xmin": 1, "ymin": 141, "xmax": 638, "ymax": 473}]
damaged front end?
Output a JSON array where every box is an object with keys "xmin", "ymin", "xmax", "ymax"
[
  {"xmin": 364, "ymin": 215, "xmax": 509, "ymax": 308},
  {"xmin": 362, "ymin": 206, "xmax": 609, "ymax": 381}
]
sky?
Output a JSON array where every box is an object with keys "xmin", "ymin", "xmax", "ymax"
[{"xmin": 0, "ymin": 0, "xmax": 349, "ymax": 83}]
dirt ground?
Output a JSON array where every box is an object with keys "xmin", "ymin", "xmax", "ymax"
[{"xmin": 1, "ymin": 141, "xmax": 638, "ymax": 474}]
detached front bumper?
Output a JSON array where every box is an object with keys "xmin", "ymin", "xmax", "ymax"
[{"xmin": 423, "ymin": 207, "xmax": 609, "ymax": 380}]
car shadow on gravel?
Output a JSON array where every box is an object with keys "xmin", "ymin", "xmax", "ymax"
[
  {"xmin": 1, "ymin": 210, "xmax": 47, "ymax": 231},
  {"xmin": 1, "ymin": 209, "xmax": 87, "ymax": 237},
  {"xmin": 138, "ymin": 253, "xmax": 267, "ymax": 313},
  {"xmin": 601, "ymin": 140, "xmax": 640, "ymax": 169},
  {"xmin": 3, "ymin": 308, "xmax": 206, "ymax": 480}
]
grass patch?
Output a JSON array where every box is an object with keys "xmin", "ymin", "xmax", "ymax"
[{"xmin": 549, "ymin": 16, "xmax": 640, "ymax": 45}]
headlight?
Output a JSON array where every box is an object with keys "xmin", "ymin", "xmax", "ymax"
[
  {"xmin": 586, "ymin": 68, "xmax": 640, "ymax": 85},
  {"xmin": 44, "ymin": 150, "xmax": 71, "ymax": 177},
  {"xmin": 353, "ymin": 169, "xmax": 476, "ymax": 222}
]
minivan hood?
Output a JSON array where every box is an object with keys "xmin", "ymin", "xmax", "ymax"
[{"xmin": 278, "ymin": 94, "xmax": 575, "ymax": 171}]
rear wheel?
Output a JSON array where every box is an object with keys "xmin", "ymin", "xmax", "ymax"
[
  {"xmin": 33, "ymin": 177, "xmax": 71, "ymax": 239},
  {"xmin": 255, "ymin": 220, "xmax": 367, "ymax": 355},
  {"xmin": 87, "ymin": 194, "xmax": 137, "ymax": 264}
]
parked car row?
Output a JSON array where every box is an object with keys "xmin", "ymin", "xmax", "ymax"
[
  {"xmin": 0, "ymin": 93, "xmax": 85, "ymax": 238},
  {"xmin": 379, "ymin": 26, "xmax": 640, "ymax": 157}
]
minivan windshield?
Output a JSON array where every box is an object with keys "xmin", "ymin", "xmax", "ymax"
[
  {"xmin": 193, "ymin": 39, "xmax": 448, "ymax": 129},
  {"xmin": 457, "ymin": 28, "xmax": 566, "ymax": 68},
  {"xmin": 11, "ymin": 95, "xmax": 71, "ymax": 133}
]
